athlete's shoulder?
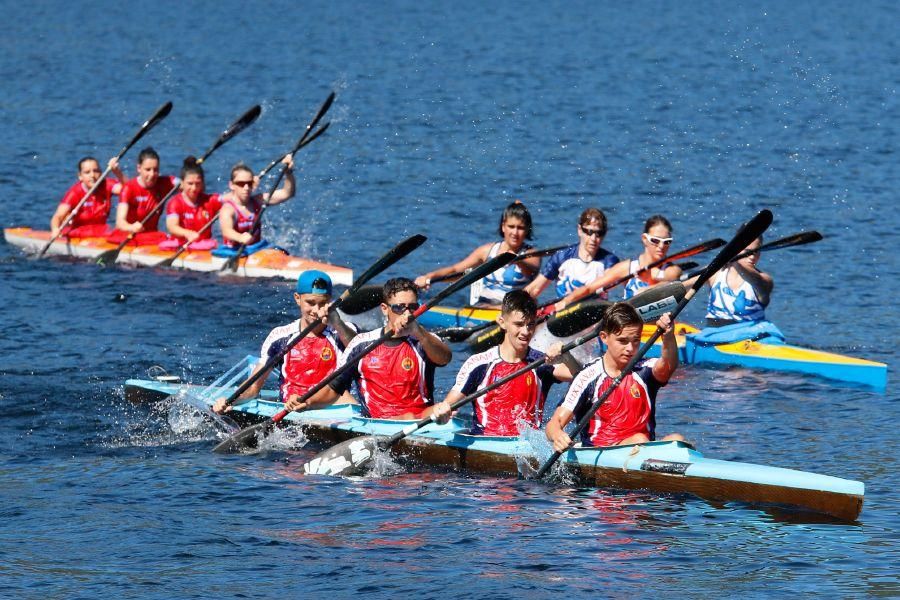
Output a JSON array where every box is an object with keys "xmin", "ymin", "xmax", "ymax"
[
  {"xmin": 595, "ymin": 247, "xmax": 620, "ymax": 267},
  {"xmin": 261, "ymin": 320, "xmax": 300, "ymax": 357},
  {"xmin": 344, "ymin": 327, "xmax": 382, "ymax": 355}
]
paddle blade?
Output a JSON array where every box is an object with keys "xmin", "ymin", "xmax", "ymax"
[
  {"xmin": 629, "ymin": 281, "xmax": 688, "ymax": 323},
  {"xmin": 302, "ymin": 436, "xmax": 381, "ymax": 477},
  {"xmin": 211, "ymin": 420, "xmax": 273, "ymax": 454},
  {"xmin": 202, "ymin": 104, "xmax": 263, "ymax": 161},
  {"xmin": 436, "ymin": 325, "xmax": 487, "ymax": 342},
  {"xmin": 94, "ymin": 248, "xmax": 120, "ymax": 266},
  {"xmin": 545, "ymin": 299, "xmax": 609, "ymax": 337},
  {"xmin": 340, "ymin": 285, "xmax": 384, "ymax": 314},
  {"xmin": 468, "ymin": 323, "xmax": 505, "ymax": 353},
  {"xmin": 761, "ymin": 230, "xmax": 823, "ymax": 251}
]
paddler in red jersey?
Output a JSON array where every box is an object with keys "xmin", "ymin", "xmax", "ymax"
[
  {"xmin": 213, "ymin": 270, "xmax": 357, "ymax": 413},
  {"xmin": 431, "ymin": 290, "xmax": 577, "ymax": 436},
  {"xmin": 107, "ymin": 147, "xmax": 176, "ymax": 246},
  {"xmin": 297, "ymin": 278, "xmax": 453, "ymax": 419},
  {"xmin": 50, "ymin": 156, "xmax": 127, "ymax": 238},
  {"xmin": 546, "ymin": 302, "xmax": 684, "ymax": 450},
  {"xmin": 159, "ymin": 157, "xmax": 222, "ymax": 251},
  {"xmin": 215, "ymin": 157, "xmax": 295, "ymax": 255}
]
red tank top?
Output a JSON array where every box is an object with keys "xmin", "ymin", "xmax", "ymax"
[
  {"xmin": 166, "ymin": 192, "xmax": 222, "ymax": 241},
  {"xmin": 59, "ymin": 179, "xmax": 118, "ymax": 228},
  {"xmin": 118, "ymin": 176, "xmax": 176, "ymax": 231}
]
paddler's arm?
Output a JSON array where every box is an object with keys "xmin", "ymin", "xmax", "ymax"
[
  {"xmin": 327, "ymin": 309, "xmax": 357, "ymax": 346},
  {"xmin": 557, "ymin": 259, "xmax": 629, "ymax": 309},
  {"xmin": 108, "ymin": 157, "xmax": 126, "ymax": 193},
  {"xmin": 545, "ymin": 341, "xmax": 580, "ymax": 382},
  {"xmin": 218, "ymin": 202, "xmax": 252, "ymax": 245},
  {"xmin": 517, "ymin": 253, "xmax": 542, "ymax": 278},
  {"xmin": 410, "ymin": 321, "xmax": 452, "ymax": 366},
  {"xmin": 732, "ymin": 261, "xmax": 774, "ymax": 306},
  {"xmin": 266, "ymin": 156, "xmax": 295, "ymax": 205},
  {"xmin": 165, "ymin": 214, "xmax": 199, "ymax": 242},
  {"xmin": 115, "ymin": 201, "xmax": 142, "ymax": 233},
  {"xmin": 651, "ymin": 312, "xmax": 679, "ymax": 383},
  {"xmin": 212, "ymin": 363, "xmax": 271, "ymax": 413},
  {"xmin": 523, "ymin": 273, "xmax": 551, "ymax": 298},
  {"xmin": 414, "ymin": 243, "xmax": 491, "ymax": 290},
  {"xmin": 545, "ymin": 406, "xmax": 574, "ymax": 453},
  {"xmin": 50, "ymin": 202, "xmax": 71, "ymax": 237}
]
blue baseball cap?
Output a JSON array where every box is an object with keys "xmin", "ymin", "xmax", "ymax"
[{"xmin": 296, "ymin": 270, "xmax": 333, "ymax": 295}]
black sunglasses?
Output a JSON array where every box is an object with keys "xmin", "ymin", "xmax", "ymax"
[{"xmin": 388, "ymin": 302, "xmax": 420, "ymax": 314}]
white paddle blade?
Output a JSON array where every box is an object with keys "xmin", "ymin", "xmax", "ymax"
[{"xmin": 303, "ymin": 436, "xmax": 380, "ymax": 476}]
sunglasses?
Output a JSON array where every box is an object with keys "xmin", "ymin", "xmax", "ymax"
[
  {"xmin": 580, "ymin": 225, "xmax": 606, "ymax": 238},
  {"xmin": 644, "ymin": 234, "xmax": 673, "ymax": 247},
  {"xmin": 388, "ymin": 302, "xmax": 420, "ymax": 315},
  {"xmin": 232, "ymin": 180, "xmax": 254, "ymax": 188}
]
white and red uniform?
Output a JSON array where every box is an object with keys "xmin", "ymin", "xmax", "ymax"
[
  {"xmin": 560, "ymin": 358, "xmax": 664, "ymax": 447},
  {"xmin": 221, "ymin": 196, "xmax": 263, "ymax": 248},
  {"xmin": 165, "ymin": 192, "xmax": 222, "ymax": 243},
  {"xmin": 57, "ymin": 179, "xmax": 118, "ymax": 236},
  {"xmin": 452, "ymin": 347, "xmax": 560, "ymax": 436},
  {"xmin": 260, "ymin": 321, "xmax": 345, "ymax": 401},
  {"xmin": 331, "ymin": 329, "xmax": 438, "ymax": 419}
]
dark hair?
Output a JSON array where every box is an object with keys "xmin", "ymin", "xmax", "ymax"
[
  {"xmin": 383, "ymin": 277, "xmax": 418, "ymax": 302},
  {"xmin": 497, "ymin": 200, "xmax": 534, "ymax": 240},
  {"xmin": 644, "ymin": 215, "xmax": 672, "ymax": 234},
  {"xmin": 137, "ymin": 147, "xmax": 160, "ymax": 165},
  {"xmin": 579, "ymin": 208, "xmax": 608, "ymax": 235},
  {"xmin": 501, "ymin": 290, "xmax": 537, "ymax": 319},
  {"xmin": 230, "ymin": 162, "xmax": 254, "ymax": 182},
  {"xmin": 601, "ymin": 302, "xmax": 643, "ymax": 335},
  {"xmin": 77, "ymin": 156, "xmax": 99, "ymax": 172},
  {"xmin": 180, "ymin": 156, "xmax": 204, "ymax": 180}
]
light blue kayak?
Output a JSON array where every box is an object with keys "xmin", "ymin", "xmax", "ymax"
[{"xmin": 126, "ymin": 376, "xmax": 865, "ymax": 521}]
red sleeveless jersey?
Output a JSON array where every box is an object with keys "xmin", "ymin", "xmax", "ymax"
[
  {"xmin": 59, "ymin": 179, "xmax": 118, "ymax": 228},
  {"xmin": 166, "ymin": 192, "xmax": 222, "ymax": 241},
  {"xmin": 118, "ymin": 176, "xmax": 176, "ymax": 231}
]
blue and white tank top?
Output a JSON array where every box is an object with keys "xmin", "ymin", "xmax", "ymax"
[
  {"xmin": 471, "ymin": 242, "xmax": 536, "ymax": 304},
  {"xmin": 623, "ymin": 258, "xmax": 672, "ymax": 299},
  {"xmin": 540, "ymin": 244, "xmax": 620, "ymax": 298},
  {"xmin": 705, "ymin": 267, "xmax": 767, "ymax": 322}
]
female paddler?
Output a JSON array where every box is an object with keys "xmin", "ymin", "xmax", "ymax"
[
  {"xmin": 159, "ymin": 157, "xmax": 222, "ymax": 250},
  {"xmin": 414, "ymin": 200, "xmax": 540, "ymax": 307},
  {"xmin": 108, "ymin": 147, "xmax": 176, "ymax": 246},
  {"xmin": 685, "ymin": 233, "xmax": 773, "ymax": 327},
  {"xmin": 214, "ymin": 156, "xmax": 295, "ymax": 256},
  {"xmin": 50, "ymin": 156, "xmax": 127, "ymax": 238},
  {"xmin": 523, "ymin": 207, "xmax": 619, "ymax": 301},
  {"xmin": 557, "ymin": 214, "xmax": 682, "ymax": 308}
]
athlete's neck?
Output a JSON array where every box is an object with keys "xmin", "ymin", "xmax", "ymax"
[
  {"xmin": 602, "ymin": 352, "xmax": 625, "ymax": 378},
  {"xmin": 498, "ymin": 339, "xmax": 528, "ymax": 363}
]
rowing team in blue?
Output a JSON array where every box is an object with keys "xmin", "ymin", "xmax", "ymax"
[
  {"xmin": 211, "ymin": 197, "xmax": 772, "ymax": 448},
  {"xmin": 49, "ymin": 149, "xmax": 295, "ymax": 256}
]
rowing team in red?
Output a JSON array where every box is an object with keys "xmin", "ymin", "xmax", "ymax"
[
  {"xmin": 213, "ymin": 270, "xmax": 684, "ymax": 450},
  {"xmin": 49, "ymin": 149, "xmax": 295, "ymax": 256}
]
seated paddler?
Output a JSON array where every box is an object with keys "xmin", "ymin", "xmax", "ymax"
[
  {"xmin": 295, "ymin": 277, "xmax": 453, "ymax": 419},
  {"xmin": 213, "ymin": 270, "xmax": 356, "ymax": 413},
  {"xmin": 546, "ymin": 302, "xmax": 684, "ymax": 450},
  {"xmin": 431, "ymin": 290, "xmax": 577, "ymax": 435}
]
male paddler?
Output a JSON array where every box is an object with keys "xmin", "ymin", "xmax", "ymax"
[
  {"xmin": 213, "ymin": 270, "xmax": 356, "ymax": 413},
  {"xmin": 432, "ymin": 290, "xmax": 577, "ymax": 435},
  {"xmin": 296, "ymin": 277, "xmax": 452, "ymax": 419}
]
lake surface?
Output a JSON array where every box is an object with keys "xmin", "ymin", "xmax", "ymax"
[{"xmin": 1, "ymin": 1, "xmax": 897, "ymax": 597}]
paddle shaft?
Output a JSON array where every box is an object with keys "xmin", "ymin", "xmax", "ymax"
[
  {"xmin": 429, "ymin": 244, "xmax": 568, "ymax": 285},
  {"xmin": 39, "ymin": 101, "xmax": 173, "ymax": 257},
  {"xmin": 222, "ymin": 93, "xmax": 335, "ymax": 271},
  {"xmin": 220, "ymin": 233, "xmax": 427, "ymax": 409},
  {"xmin": 264, "ymin": 251, "xmax": 518, "ymax": 425},
  {"xmin": 534, "ymin": 210, "xmax": 773, "ymax": 479}
]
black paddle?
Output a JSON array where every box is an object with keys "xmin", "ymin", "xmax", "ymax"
[
  {"xmin": 426, "ymin": 244, "xmax": 568, "ymax": 285},
  {"xmin": 527, "ymin": 209, "xmax": 773, "ymax": 480},
  {"xmin": 200, "ymin": 233, "xmax": 425, "ymax": 414},
  {"xmin": 212, "ymin": 250, "xmax": 518, "ymax": 454},
  {"xmin": 39, "ymin": 101, "xmax": 173, "ymax": 258},
  {"xmin": 679, "ymin": 230, "xmax": 823, "ymax": 282},
  {"xmin": 302, "ymin": 281, "xmax": 690, "ymax": 477},
  {"xmin": 468, "ymin": 238, "xmax": 726, "ymax": 351},
  {"xmin": 220, "ymin": 92, "xmax": 335, "ymax": 273},
  {"xmin": 94, "ymin": 105, "xmax": 262, "ymax": 266},
  {"xmin": 153, "ymin": 121, "xmax": 330, "ymax": 269}
]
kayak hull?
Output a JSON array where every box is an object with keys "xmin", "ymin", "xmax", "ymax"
[
  {"xmin": 3, "ymin": 227, "xmax": 353, "ymax": 285},
  {"xmin": 126, "ymin": 378, "xmax": 865, "ymax": 521}
]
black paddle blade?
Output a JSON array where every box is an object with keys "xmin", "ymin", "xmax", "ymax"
[
  {"xmin": 468, "ymin": 323, "xmax": 505, "ymax": 354},
  {"xmin": 436, "ymin": 325, "xmax": 487, "ymax": 342},
  {"xmin": 212, "ymin": 420, "xmax": 273, "ymax": 454},
  {"xmin": 340, "ymin": 285, "xmax": 384, "ymax": 314},
  {"xmin": 629, "ymin": 281, "xmax": 688, "ymax": 323},
  {"xmin": 302, "ymin": 436, "xmax": 381, "ymax": 476},
  {"xmin": 94, "ymin": 248, "xmax": 119, "ymax": 266},
  {"xmin": 202, "ymin": 105, "xmax": 263, "ymax": 162},
  {"xmin": 545, "ymin": 299, "xmax": 610, "ymax": 337}
]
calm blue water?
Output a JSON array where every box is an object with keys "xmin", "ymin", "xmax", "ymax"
[{"xmin": 1, "ymin": 1, "xmax": 898, "ymax": 597}]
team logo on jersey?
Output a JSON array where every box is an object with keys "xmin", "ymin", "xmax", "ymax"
[
  {"xmin": 525, "ymin": 374, "xmax": 533, "ymax": 386},
  {"xmin": 401, "ymin": 357, "xmax": 414, "ymax": 371},
  {"xmin": 321, "ymin": 346, "xmax": 334, "ymax": 361},
  {"xmin": 629, "ymin": 383, "xmax": 641, "ymax": 398}
]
